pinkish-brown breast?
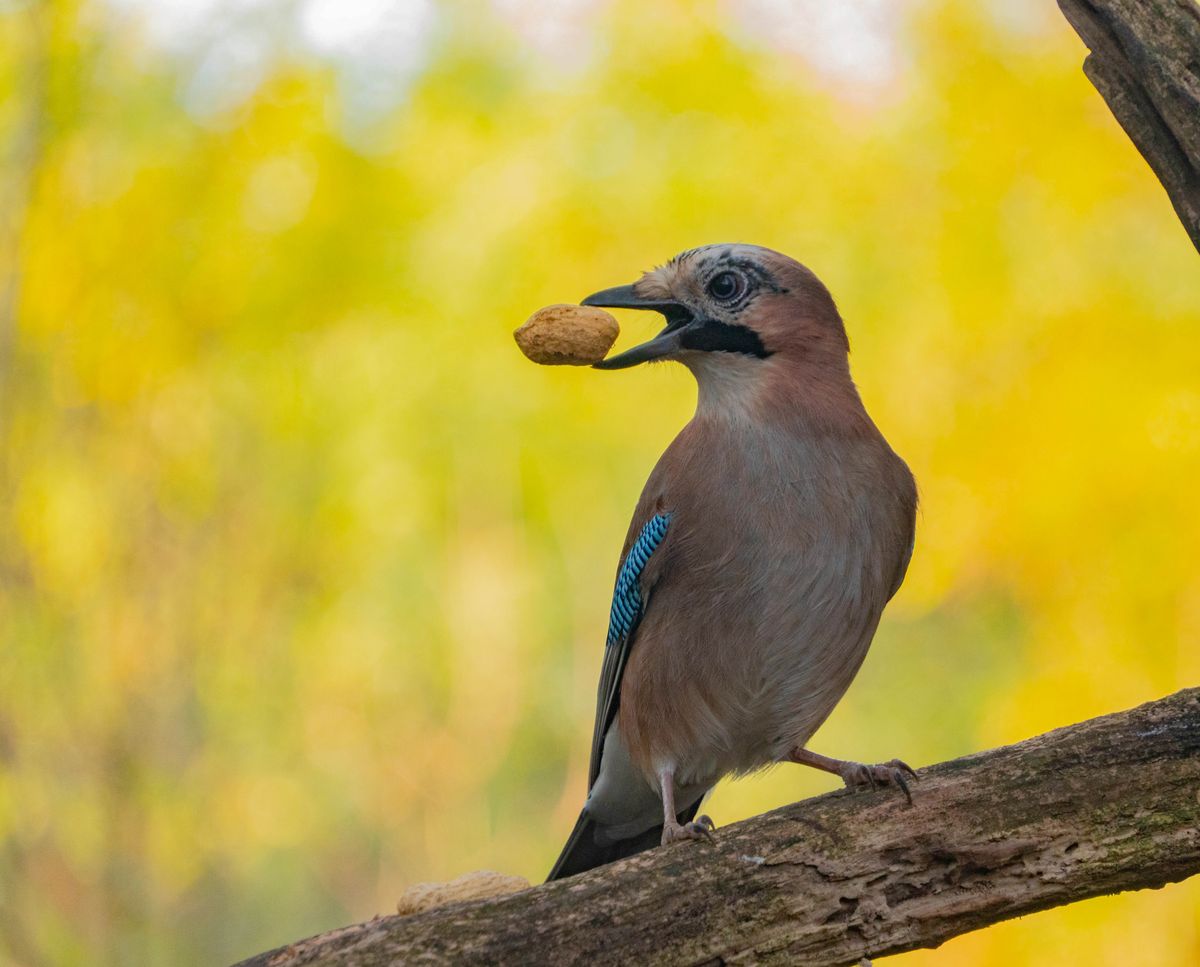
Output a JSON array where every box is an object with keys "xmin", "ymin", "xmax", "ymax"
[{"xmin": 616, "ymin": 375, "xmax": 916, "ymax": 787}]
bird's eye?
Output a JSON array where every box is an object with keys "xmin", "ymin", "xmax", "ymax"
[{"xmin": 706, "ymin": 271, "xmax": 745, "ymax": 302}]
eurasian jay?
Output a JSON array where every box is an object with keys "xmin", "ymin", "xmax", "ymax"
[{"xmin": 547, "ymin": 244, "xmax": 918, "ymax": 881}]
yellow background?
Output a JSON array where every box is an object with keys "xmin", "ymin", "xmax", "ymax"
[{"xmin": 2, "ymin": 0, "xmax": 1198, "ymax": 963}]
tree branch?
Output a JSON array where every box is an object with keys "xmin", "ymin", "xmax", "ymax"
[
  {"xmin": 235, "ymin": 688, "xmax": 1200, "ymax": 966},
  {"xmin": 1057, "ymin": 0, "xmax": 1200, "ymax": 253}
]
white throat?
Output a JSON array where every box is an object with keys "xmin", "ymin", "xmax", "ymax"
[{"xmin": 681, "ymin": 351, "xmax": 767, "ymax": 423}]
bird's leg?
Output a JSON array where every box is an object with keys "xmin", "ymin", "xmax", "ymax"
[
  {"xmin": 787, "ymin": 747, "xmax": 918, "ymax": 805},
  {"xmin": 657, "ymin": 768, "xmax": 716, "ymax": 846}
]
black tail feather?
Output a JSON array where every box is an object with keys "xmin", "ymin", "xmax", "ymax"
[{"xmin": 546, "ymin": 801, "xmax": 702, "ymax": 882}]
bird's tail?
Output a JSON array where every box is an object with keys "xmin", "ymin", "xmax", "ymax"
[{"xmin": 545, "ymin": 801, "xmax": 701, "ymax": 882}]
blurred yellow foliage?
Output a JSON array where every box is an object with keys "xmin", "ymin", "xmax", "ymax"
[{"xmin": 1, "ymin": 0, "xmax": 1198, "ymax": 963}]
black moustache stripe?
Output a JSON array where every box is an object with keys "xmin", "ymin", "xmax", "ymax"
[{"xmin": 679, "ymin": 320, "xmax": 772, "ymax": 358}]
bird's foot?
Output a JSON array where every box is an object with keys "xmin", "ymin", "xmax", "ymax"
[
  {"xmin": 661, "ymin": 813, "xmax": 716, "ymax": 846},
  {"xmin": 788, "ymin": 747, "xmax": 918, "ymax": 805},
  {"xmin": 836, "ymin": 758, "xmax": 918, "ymax": 805}
]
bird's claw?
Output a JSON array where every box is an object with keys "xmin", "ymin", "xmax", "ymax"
[
  {"xmin": 838, "ymin": 758, "xmax": 918, "ymax": 805},
  {"xmin": 662, "ymin": 814, "xmax": 717, "ymax": 846}
]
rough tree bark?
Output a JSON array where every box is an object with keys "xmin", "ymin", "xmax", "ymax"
[
  {"xmin": 235, "ymin": 689, "xmax": 1200, "ymax": 966},
  {"xmin": 1058, "ymin": 0, "xmax": 1200, "ymax": 252}
]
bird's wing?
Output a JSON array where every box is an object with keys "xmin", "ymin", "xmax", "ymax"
[{"xmin": 587, "ymin": 511, "xmax": 672, "ymax": 789}]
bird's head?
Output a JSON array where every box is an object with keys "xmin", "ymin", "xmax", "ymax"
[{"xmin": 585, "ymin": 244, "xmax": 850, "ymax": 395}]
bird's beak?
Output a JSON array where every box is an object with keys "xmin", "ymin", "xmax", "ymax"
[{"xmin": 581, "ymin": 284, "xmax": 694, "ymax": 370}]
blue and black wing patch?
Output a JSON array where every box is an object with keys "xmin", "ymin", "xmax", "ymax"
[
  {"xmin": 606, "ymin": 513, "xmax": 671, "ymax": 646},
  {"xmin": 587, "ymin": 511, "xmax": 672, "ymax": 788},
  {"xmin": 550, "ymin": 509, "xmax": 689, "ymax": 881}
]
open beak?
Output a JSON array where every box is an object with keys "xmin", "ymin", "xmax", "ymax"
[{"xmin": 581, "ymin": 284, "xmax": 694, "ymax": 370}]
